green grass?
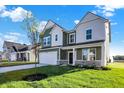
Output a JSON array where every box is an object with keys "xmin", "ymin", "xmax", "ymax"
[
  {"xmin": 0, "ymin": 62, "xmax": 124, "ymax": 88},
  {"xmin": 0, "ymin": 62, "xmax": 37, "ymax": 67}
]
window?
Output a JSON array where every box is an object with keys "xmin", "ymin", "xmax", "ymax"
[
  {"xmin": 55, "ymin": 34, "xmax": 58, "ymax": 41},
  {"xmin": 47, "ymin": 36, "xmax": 50, "ymax": 45},
  {"xmin": 69, "ymin": 33, "xmax": 75, "ymax": 44},
  {"xmin": 86, "ymin": 29, "xmax": 92, "ymax": 40},
  {"xmin": 82, "ymin": 48, "xmax": 96, "ymax": 61},
  {"xmin": 43, "ymin": 38, "xmax": 46, "ymax": 46},
  {"xmin": 43, "ymin": 36, "xmax": 51, "ymax": 46},
  {"xmin": 89, "ymin": 48, "xmax": 96, "ymax": 61},
  {"xmin": 82, "ymin": 48, "xmax": 88, "ymax": 61}
]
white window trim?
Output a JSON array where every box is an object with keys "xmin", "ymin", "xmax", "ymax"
[
  {"xmin": 68, "ymin": 51, "xmax": 73, "ymax": 65},
  {"xmin": 89, "ymin": 48, "xmax": 96, "ymax": 61},
  {"xmin": 85, "ymin": 28, "xmax": 92, "ymax": 40},
  {"xmin": 69, "ymin": 33, "xmax": 75, "ymax": 44},
  {"xmin": 82, "ymin": 48, "xmax": 96, "ymax": 61},
  {"xmin": 55, "ymin": 34, "xmax": 58, "ymax": 41},
  {"xmin": 43, "ymin": 36, "xmax": 51, "ymax": 47}
]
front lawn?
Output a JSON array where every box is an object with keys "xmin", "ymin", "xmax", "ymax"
[
  {"xmin": 0, "ymin": 62, "xmax": 37, "ymax": 67},
  {"xmin": 0, "ymin": 62, "xmax": 124, "ymax": 88}
]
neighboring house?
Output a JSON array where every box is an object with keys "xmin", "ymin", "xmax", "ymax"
[
  {"xmin": 39, "ymin": 12, "xmax": 111, "ymax": 67},
  {"xmin": 3, "ymin": 41, "xmax": 35, "ymax": 62},
  {"xmin": 0, "ymin": 51, "xmax": 2, "ymax": 61}
]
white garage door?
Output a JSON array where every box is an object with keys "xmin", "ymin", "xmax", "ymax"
[{"xmin": 39, "ymin": 51, "xmax": 58, "ymax": 65}]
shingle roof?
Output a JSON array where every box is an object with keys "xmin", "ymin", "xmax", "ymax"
[
  {"xmin": 3, "ymin": 41, "xmax": 30, "ymax": 52},
  {"xmin": 42, "ymin": 12, "xmax": 109, "ymax": 34}
]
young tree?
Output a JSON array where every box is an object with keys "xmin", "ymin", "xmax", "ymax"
[{"xmin": 22, "ymin": 11, "xmax": 40, "ymax": 68}]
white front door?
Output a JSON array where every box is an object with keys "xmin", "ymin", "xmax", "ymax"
[{"xmin": 39, "ymin": 51, "xmax": 58, "ymax": 65}]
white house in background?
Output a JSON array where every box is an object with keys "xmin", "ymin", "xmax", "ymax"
[
  {"xmin": 3, "ymin": 41, "xmax": 35, "ymax": 62},
  {"xmin": 39, "ymin": 12, "xmax": 111, "ymax": 67}
]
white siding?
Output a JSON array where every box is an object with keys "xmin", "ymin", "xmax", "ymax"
[
  {"xmin": 76, "ymin": 18, "xmax": 106, "ymax": 43},
  {"xmin": 104, "ymin": 22, "xmax": 110, "ymax": 62},
  {"xmin": 10, "ymin": 52, "xmax": 16, "ymax": 61},
  {"xmin": 50, "ymin": 25, "xmax": 63, "ymax": 46},
  {"xmin": 80, "ymin": 12, "xmax": 100, "ymax": 24},
  {"xmin": 29, "ymin": 50, "xmax": 35, "ymax": 62},
  {"xmin": 44, "ymin": 20, "xmax": 54, "ymax": 30}
]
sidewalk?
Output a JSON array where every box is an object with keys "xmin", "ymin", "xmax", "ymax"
[{"xmin": 0, "ymin": 64, "xmax": 46, "ymax": 73}]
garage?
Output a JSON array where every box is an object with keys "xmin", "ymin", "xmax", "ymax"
[{"xmin": 39, "ymin": 51, "xmax": 58, "ymax": 65}]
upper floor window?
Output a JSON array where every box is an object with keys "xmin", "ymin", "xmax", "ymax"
[
  {"xmin": 55, "ymin": 34, "xmax": 58, "ymax": 41},
  {"xmin": 43, "ymin": 36, "xmax": 51, "ymax": 46},
  {"xmin": 69, "ymin": 33, "xmax": 75, "ymax": 44},
  {"xmin": 86, "ymin": 29, "xmax": 92, "ymax": 40},
  {"xmin": 47, "ymin": 36, "xmax": 51, "ymax": 45}
]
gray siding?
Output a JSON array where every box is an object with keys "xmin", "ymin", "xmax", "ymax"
[
  {"xmin": 63, "ymin": 32, "xmax": 68, "ymax": 46},
  {"xmin": 60, "ymin": 50, "xmax": 68, "ymax": 60},
  {"xmin": 76, "ymin": 48, "xmax": 82, "ymax": 60},
  {"xmin": 96, "ymin": 47, "xmax": 101, "ymax": 60}
]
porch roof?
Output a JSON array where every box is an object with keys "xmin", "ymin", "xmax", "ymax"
[{"xmin": 61, "ymin": 40, "xmax": 104, "ymax": 50}]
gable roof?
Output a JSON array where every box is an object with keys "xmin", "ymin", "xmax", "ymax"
[
  {"xmin": 3, "ymin": 41, "xmax": 30, "ymax": 52},
  {"xmin": 41, "ymin": 20, "xmax": 66, "ymax": 33},
  {"xmin": 40, "ymin": 12, "xmax": 109, "ymax": 34},
  {"xmin": 40, "ymin": 20, "xmax": 67, "ymax": 37},
  {"xmin": 74, "ymin": 12, "xmax": 109, "ymax": 30}
]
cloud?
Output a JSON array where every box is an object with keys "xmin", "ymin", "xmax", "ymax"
[
  {"xmin": 56, "ymin": 17, "xmax": 60, "ymax": 21},
  {"xmin": 91, "ymin": 10, "xmax": 97, "ymax": 14},
  {"xmin": 8, "ymin": 32, "xmax": 21, "ymax": 36},
  {"xmin": 121, "ymin": 40, "xmax": 124, "ymax": 43},
  {"xmin": 0, "ymin": 6, "xmax": 31, "ymax": 22},
  {"xmin": 114, "ymin": 31, "xmax": 119, "ymax": 34},
  {"xmin": 103, "ymin": 11, "xmax": 114, "ymax": 17},
  {"xmin": 111, "ymin": 22, "xmax": 118, "ymax": 26},
  {"xmin": 4, "ymin": 34, "xmax": 19, "ymax": 42},
  {"xmin": 94, "ymin": 5, "xmax": 124, "ymax": 17},
  {"xmin": 0, "ymin": 5, "xmax": 6, "ymax": 12},
  {"xmin": 74, "ymin": 20, "xmax": 79, "ymax": 24},
  {"xmin": 0, "ymin": 32, "xmax": 28, "ymax": 50},
  {"xmin": 3, "ymin": 32, "xmax": 22, "ymax": 42},
  {"xmin": 38, "ymin": 21, "xmax": 47, "ymax": 32}
]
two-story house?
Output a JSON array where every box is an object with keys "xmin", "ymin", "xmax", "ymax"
[
  {"xmin": 39, "ymin": 12, "xmax": 111, "ymax": 67},
  {"xmin": 3, "ymin": 41, "xmax": 35, "ymax": 62}
]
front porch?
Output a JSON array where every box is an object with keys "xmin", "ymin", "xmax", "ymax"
[
  {"xmin": 58, "ymin": 42, "xmax": 106, "ymax": 67},
  {"xmin": 16, "ymin": 51, "xmax": 30, "ymax": 61}
]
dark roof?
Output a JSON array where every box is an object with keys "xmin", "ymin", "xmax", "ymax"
[
  {"xmin": 43, "ymin": 12, "xmax": 109, "ymax": 33},
  {"xmin": 74, "ymin": 12, "xmax": 109, "ymax": 30},
  {"xmin": 64, "ymin": 40, "xmax": 105, "ymax": 47},
  {"xmin": 3, "ymin": 41, "xmax": 30, "ymax": 52}
]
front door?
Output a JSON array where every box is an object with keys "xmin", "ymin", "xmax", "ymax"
[{"xmin": 69, "ymin": 52, "xmax": 73, "ymax": 65}]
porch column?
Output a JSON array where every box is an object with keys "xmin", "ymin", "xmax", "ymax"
[
  {"xmin": 73, "ymin": 48, "xmax": 76, "ymax": 66},
  {"xmin": 58, "ymin": 48, "xmax": 61, "ymax": 65},
  {"xmin": 101, "ymin": 42, "xmax": 106, "ymax": 66}
]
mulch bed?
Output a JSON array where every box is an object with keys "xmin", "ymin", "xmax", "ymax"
[{"xmin": 22, "ymin": 73, "xmax": 48, "ymax": 81}]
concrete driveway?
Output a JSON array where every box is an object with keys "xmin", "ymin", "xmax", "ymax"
[{"xmin": 0, "ymin": 64, "xmax": 46, "ymax": 73}]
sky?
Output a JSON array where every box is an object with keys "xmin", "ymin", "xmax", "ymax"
[{"xmin": 0, "ymin": 5, "xmax": 124, "ymax": 56}]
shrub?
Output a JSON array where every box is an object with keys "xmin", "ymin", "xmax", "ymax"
[
  {"xmin": 75, "ymin": 64, "xmax": 111, "ymax": 70},
  {"xmin": 2, "ymin": 59, "xmax": 8, "ymax": 62},
  {"xmin": 101, "ymin": 67, "xmax": 111, "ymax": 70}
]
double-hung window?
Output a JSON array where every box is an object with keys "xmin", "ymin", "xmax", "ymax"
[
  {"xmin": 69, "ymin": 33, "xmax": 75, "ymax": 44},
  {"xmin": 89, "ymin": 48, "xmax": 96, "ymax": 61},
  {"xmin": 43, "ymin": 38, "xmax": 46, "ymax": 46},
  {"xmin": 55, "ymin": 34, "xmax": 58, "ymax": 41},
  {"xmin": 86, "ymin": 29, "xmax": 92, "ymax": 40},
  {"xmin": 43, "ymin": 36, "xmax": 51, "ymax": 47},
  {"xmin": 82, "ymin": 48, "xmax": 96, "ymax": 61},
  {"xmin": 82, "ymin": 48, "xmax": 88, "ymax": 61},
  {"xmin": 47, "ymin": 36, "xmax": 50, "ymax": 45}
]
